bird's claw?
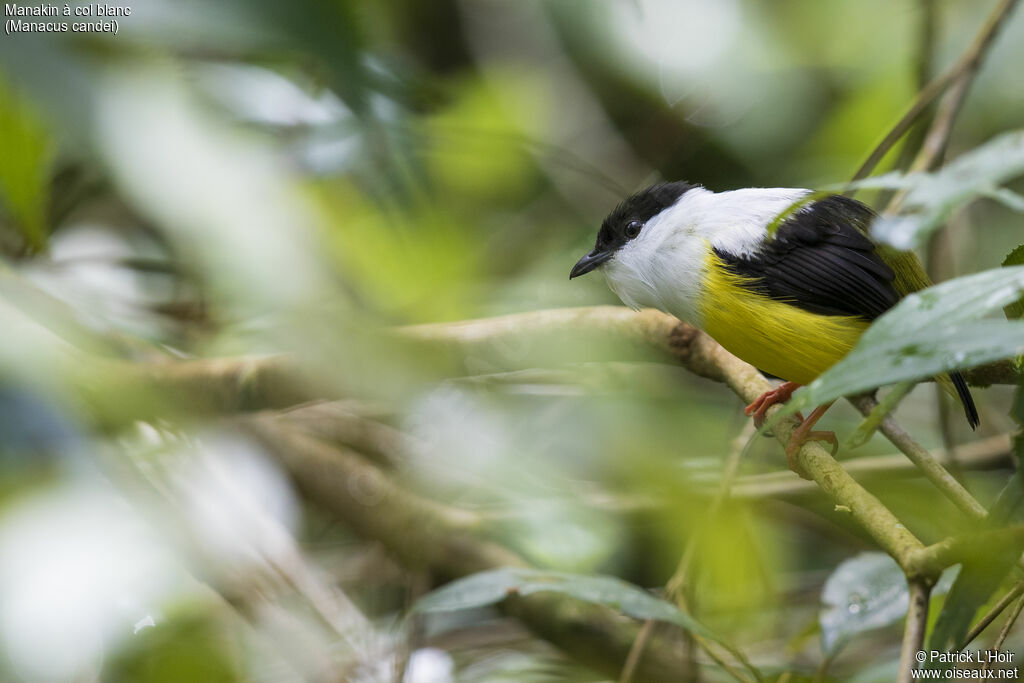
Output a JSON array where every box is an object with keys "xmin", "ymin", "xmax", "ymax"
[{"xmin": 744, "ymin": 381, "xmax": 801, "ymax": 429}]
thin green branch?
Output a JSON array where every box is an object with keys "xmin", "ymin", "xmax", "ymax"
[
  {"xmin": 850, "ymin": 0, "xmax": 1021, "ymax": 184},
  {"xmin": 846, "ymin": 383, "xmax": 915, "ymax": 449},
  {"xmin": 982, "ymin": 591, "xmax": 1024, "ymax": 673},
  {"xmin": 851, "ymin": 395, "xmax": 988, "ymax": 519},
  {"xmin": 724, "ymin": 434, "xmax": 1011, "ymax": 500},
  {"xmin": 960, "ymin": 581, "xmax": 1024, "ymax": 648},
  {"xmin": 622, "ymin": 422, "xmax": 761, "ymax": 683},
  {"xmin": 907, "ymin": 0, "xmax": 1021, "ymax": 177}
]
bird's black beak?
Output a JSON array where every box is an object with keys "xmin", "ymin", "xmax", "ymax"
[{"xmin": 570, "ymin": 249, "xmax": 612, "ymax": 279}]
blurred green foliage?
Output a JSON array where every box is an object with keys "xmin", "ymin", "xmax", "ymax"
[{"xmin": 0, "ymin": 1, "xmax": 1023, "ymax": 681}]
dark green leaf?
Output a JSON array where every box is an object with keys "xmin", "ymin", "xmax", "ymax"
[
  {"xmin": 1004, "ymin": 245, "xmax": 1024, "ymax": 320},
  {"xmin": 414, "ymin": 567, "xmax": 712, "ymax": 637},
  {"xmin": 411, "ymin": 565, "xmax": 741, "ymax": 647},
  {"xmin": 414, "ymin": 568, "xmax": 766, "ymax": 680}
]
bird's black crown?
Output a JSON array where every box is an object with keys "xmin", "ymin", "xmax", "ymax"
[{"xmin": 596, "ymin": 181, "xmax": 697, "ymax": 252}]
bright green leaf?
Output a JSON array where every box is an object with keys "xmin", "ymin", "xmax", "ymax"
[
  {"xmin": 0, "ymin": 74, "xmax": 53, "ymax": 252},
  {"xmin": 783, "ymin": 267, "xmax": 1024, "ymax": 417}
]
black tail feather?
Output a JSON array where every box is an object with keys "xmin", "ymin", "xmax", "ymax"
[{"xmin": 950, "ymin": 371, "xmax": 980, "ymax": 430}]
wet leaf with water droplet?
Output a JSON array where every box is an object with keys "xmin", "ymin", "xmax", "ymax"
[{"xmin": 820, "ymin": 553, "xmax": 957, "ymax": 656}]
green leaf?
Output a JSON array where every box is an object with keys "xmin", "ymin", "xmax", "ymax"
[
  {"xmin": 783, "ymin": 267, "xmax": 1024, "ymax": 417},
  {"xmin": 413, "ymin": 573, "xmax": 761, "ymax": 683},
  {"xmin": 1004, "ymin": 245, "xmax": 1024, "ymax": 320},
  {"xmin": 414, "ymin": 567, "xmax": 712, "ymax": 636},
  {"xmin": 413, "ymin": 566, "xmax": 761, "ymax": 677},
  {"xmin": 836, "ymin": 131, "xmax": 1024, "ymax": 250},
  {"xmin": 821, "ymin": 553, "xmax": 957, "ymax": 656},
  {"xmin": 0, "ymin": 74, "xmax": 53, "ymax": 252}
]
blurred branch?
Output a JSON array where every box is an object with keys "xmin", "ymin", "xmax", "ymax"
[
  {"xmin": 75, "ymin": 308, "xmax": 1018, "ymax": 428},
  {"xmin": 722, "ymin": 434, "xmax": 1011, "ymax": 500},
  {"xmin": 667, "ymin": 422, "xmax": 757, "ymax": 606},
  {"xmin": 850, "ymin": 0, "xmax": 1020, "ymax": 184},
  {"xmin": 244, "ymin": 418, "xmax": 709, "ymax": 683},
  {"xmin": 409, "ymin": 310, "xmax": 934, "ymax": 573},
  {"xmin": 621, "ymin": 422, "xmax": 759, "ymax": 683},
  {"xmin": 273, "ymin": 401, "xmax": 409, "ymax": 468}
]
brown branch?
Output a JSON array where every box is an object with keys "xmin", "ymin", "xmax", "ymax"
[
  {"xmin": 72, "ymin": 308, "xmax": 1019, "ymax": 429},
  {"xmin": 898, "ymin": 580, "xmax": 932, "ymax": 683}
]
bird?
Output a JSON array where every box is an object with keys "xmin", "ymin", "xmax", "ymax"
[{"xmin": 570, "ymin": 181, "xmax": 978, "ymax": 471}]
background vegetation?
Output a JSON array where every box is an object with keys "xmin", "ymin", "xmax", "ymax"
[{"xmin": 0, "ymin": 1, "xmax": 1023, "ymax": 681}]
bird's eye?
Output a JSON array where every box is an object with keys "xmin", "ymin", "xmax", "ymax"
[{"xmin": 624, "ymin": 220, "xmax": 643, "ymax": 239}]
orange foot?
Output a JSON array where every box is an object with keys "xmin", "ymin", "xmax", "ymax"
[
  {"xmin": 784, "ymin": 403, "xmax": 837, "ymax": 480},
  {"xmin": 744, "ymin": 381, "xmax": 802, "ymax": 429}
]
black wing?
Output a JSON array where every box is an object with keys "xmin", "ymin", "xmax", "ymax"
[{"xmin": 715, "ymin": 195, "xmax": 899, "ymax": 321}]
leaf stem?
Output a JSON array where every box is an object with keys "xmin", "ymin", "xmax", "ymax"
[
  {"xmin": 846, "ymin": 383, "xmax": 916, "ymax": 449},
  {"xmin": 960, "ymin": 580, "xmax": 1024, "ymax": 648},
  {"xmin": 982, "ymin": 591, "xmax": 1024, "ymax": 672}
]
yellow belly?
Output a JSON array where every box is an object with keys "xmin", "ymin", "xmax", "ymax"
[{"xmin": 698, "ymin": 250, "xmax": 868, "ymax": 385}]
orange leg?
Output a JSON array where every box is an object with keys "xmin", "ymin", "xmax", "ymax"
[
  {"xmin": 785, "ymin": 402, "xmax": 838, "ymax": 479},
  {"xmin": 744, "ymin": 381, "xmax": 802, "ymax": 429}
]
